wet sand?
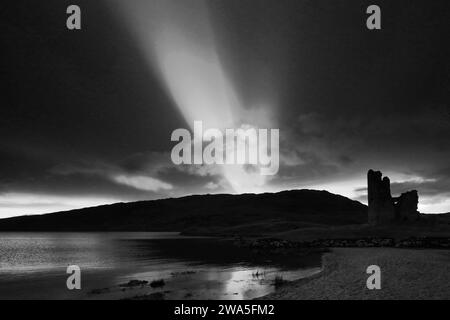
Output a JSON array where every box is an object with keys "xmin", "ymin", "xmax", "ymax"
[{"xmin": 261, "ymin": 247, "xmax": 450, "ymax": 300}]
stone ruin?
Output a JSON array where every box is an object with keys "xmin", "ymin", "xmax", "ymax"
[{"xmin": 367, "ymin": 169, "xmax": 420, "ymax": 225}]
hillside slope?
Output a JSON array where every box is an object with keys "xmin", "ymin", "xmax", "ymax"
[{"xmin": 0, "ymin": 190, "xmax": 368, "ymax": 233}]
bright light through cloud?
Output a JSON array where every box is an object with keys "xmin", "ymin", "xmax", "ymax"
[
  {"xmin": 418, "ymin": 197, "xmax": 450, "ymax": 214},
  {"xmin": 0, "ymin": 193, "xmax": 120, "ymax": 218},
  {"xmin": 310, "ymin": 178, "xmax": 367, "ymax": 202},
  {"xmin": 112, "ymin": 0, "xmax": 237, "ymax": 129},
  {"xmin": 111, "ymin": 0, "xmax": 276, "ymax": 193},
  {"xmin": 113, "ymin": 174, "xmax": 173, "ymax": 192}
]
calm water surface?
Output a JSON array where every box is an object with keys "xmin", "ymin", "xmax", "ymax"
[{"xmin": 0, "ymin": 232, "xmax": 321, "ymax": 299}]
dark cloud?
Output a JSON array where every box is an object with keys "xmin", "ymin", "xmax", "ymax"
[
  {"xmin": 0, "ymin": 0, "xmax": 449, "ymax": 215},
  {"xmin": 390, "ymin": 168, "xmax": 450, "ymax": 199}
]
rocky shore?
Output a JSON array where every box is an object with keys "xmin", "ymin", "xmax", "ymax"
[{"xmin": 234, "ymin": 236, "xmax": 450, "ymax": 250}]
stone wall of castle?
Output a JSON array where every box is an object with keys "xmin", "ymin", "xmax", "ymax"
[{"xmin": 367, "ymin": 170, "xmax": 419, "ymax": 225}]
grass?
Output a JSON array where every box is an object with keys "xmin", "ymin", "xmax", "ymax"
[{"xmin": 273, "ymin": 275, "xmax": 288, "ymax": 288}]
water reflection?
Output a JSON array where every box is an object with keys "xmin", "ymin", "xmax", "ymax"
[{"xmin": 0, "ymin": 232, "xmax": 321, "ymax": 300}]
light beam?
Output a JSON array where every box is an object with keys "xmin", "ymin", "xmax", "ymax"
[{"xmin": 110, "ymin": 0, "xmax": 277, "ymax": 193}]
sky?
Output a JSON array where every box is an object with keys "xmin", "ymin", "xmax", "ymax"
[{"xmin": 0, "ymin": 0, "xmax": 449, "ymax": 218}]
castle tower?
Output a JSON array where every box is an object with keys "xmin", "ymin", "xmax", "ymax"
[{"xmin": 367, "ymin": 170, "xmax": 396, "ymax": 225}]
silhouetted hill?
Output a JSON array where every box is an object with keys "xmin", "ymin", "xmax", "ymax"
[{"xmin": 0, "ymin": 190, "xmax": 368, "ymax": 233}]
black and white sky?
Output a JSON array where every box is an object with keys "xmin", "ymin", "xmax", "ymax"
[{"xmin": 1, "ymin": 0, "xmax": 449, "ymax": 217}]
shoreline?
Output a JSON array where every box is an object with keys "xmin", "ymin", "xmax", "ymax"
[
  {"xmin": 2, "ymin": 232, "xmax": 450, "ymax": 300},
  {"xmin": 260, "ymin": 247, "xmax": 450, "ymax": 300}
]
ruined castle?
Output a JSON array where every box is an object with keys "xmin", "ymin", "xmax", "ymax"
[{"xmin": 367, "ymin": 170, "xmax": 420, "ymax": 225}]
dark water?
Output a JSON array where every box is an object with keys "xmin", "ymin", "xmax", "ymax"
[{"xmin": 0, "ymin": 232, "xmax": 321, "ymax": 300}]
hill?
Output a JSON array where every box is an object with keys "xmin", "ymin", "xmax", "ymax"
[{"xmin": 0, "ymin": 190, "xmax": 368, "ymax": 234}]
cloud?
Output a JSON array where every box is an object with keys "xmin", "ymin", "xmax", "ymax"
[
  {"xmin": 354, "ymin": 171, "xmax": 450, "ymax": 199},
  {"xmin": 204, "ymin": 182, "xmax": 220, "ymax": 190},
  {"xmin": 0, "ymin": 192, "xmax": 119, "ymax": 218},
  {"xmin": 112, "ymin": 174, "xmax": 173, "ymax": 192},
  {"xmin": 390, "ymin": 179, "xmax": 450, "ymax": 199},
  {"xmin": 50, "ymin": 155, "xmax": 176, "ymax": 193},
  {"xmin": 1, "ymin": 1, "xmax": 450, "ymax": 216}
]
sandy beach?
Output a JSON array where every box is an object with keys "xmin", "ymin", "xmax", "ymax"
[{"xmin": 262, "ymin": 247, "xmax": 450, "ymax": 300}]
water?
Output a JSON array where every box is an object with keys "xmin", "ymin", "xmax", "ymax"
[{"xmin": 0, "ymin": 232, "xmax": 321, "ymax": 300}]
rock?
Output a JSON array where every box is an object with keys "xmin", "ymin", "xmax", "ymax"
[
  {"xmin": 119, "ymin": 280, "xmax": 149, "ymax": 287},
  {"xmin": 150, "ymin": 279, "xmax": 165, "ymax": 288},
  {"xmin": 127, "ymin": 292, "xmax": 165, "ymax": 300},
  {"xmin": 89, "ymin": 288, "xmax": 110, "ymax": 295}
]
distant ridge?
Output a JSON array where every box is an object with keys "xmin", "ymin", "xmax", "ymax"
[{"xmin": 0, "ymin": 190, "xmax": 367, "ymax": 233}]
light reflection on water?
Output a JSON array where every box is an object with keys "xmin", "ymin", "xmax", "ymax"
[
  {"xmin": 120, "ymin": 265, "xmax": 321, "ymax": 300},
  {"xmin": 0, "ymin": 232, "xmax": 321, "ymax": 300}
]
